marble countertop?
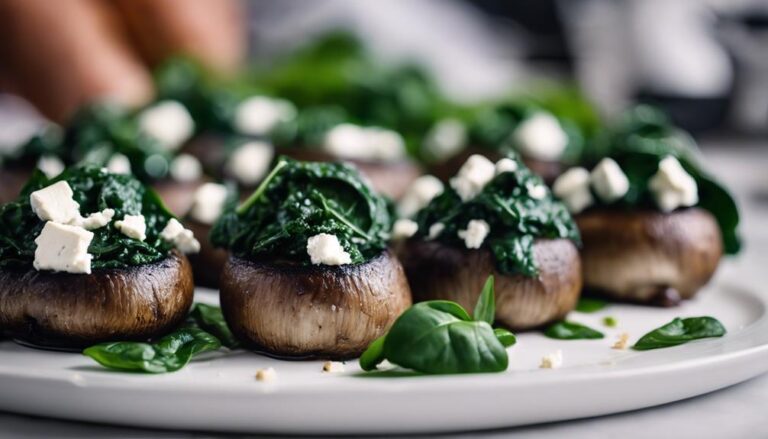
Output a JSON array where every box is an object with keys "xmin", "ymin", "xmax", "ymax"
[{"xmin": 2, "ymin": 141, "xmax": 767, "ymax": 439}]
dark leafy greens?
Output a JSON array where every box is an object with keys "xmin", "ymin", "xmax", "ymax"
[
  {"xmin": 0, "ymin": 165, "xmax": 175, "ymax": 269},
  {"xmin": 359, "ymin": 276, "xmax": 516, "ymax": 375},
  {"xmin": 544, "ymin": 321, "xmax": 605, "ymax": 340},
  {"xmin": 633, "ymin": 316, "xmax": 726, "ymax": 351},
  {"xmin": 211, "ymin": 157, "xmax": 391, "ymax": 265},
  {"xmin": 188, "ymin": 303, "xmax": 239, "ymax": 349},
  {"xmin": 413, "ymin": 154, "xmax": 579, "ymax": 276}
]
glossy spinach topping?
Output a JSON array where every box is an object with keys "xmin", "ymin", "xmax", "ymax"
[
  {"xmin": 211, "ymin": 157, "xmax": 391, "ymax": 265},
  {"xmin": 413, "ymin": 155, "xmax": 579, "ymax": 277},
  {"xmin": 580, "ymin": 105, "xmax": 741, "ymax": 254},
  {"xmin": 0, "ymin": 165, "xmax": 175, "ymax": 270}
]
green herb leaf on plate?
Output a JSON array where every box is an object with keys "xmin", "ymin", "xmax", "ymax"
[
  {"xmin": 359, "ymin": 336, "xmax": 386, "ymax": 372},
  {"xmin": 188, "ymin": 303, "xmax": 239, "ymax": 349},
  {"xmin": 633, "ymin": 317, "xmax": 726, "ymax": 351},
  {"xmin": 575, "ymin": 298, "xmax": 608, "ymax": 313},
  {"xmin": 603, "ymin": 316, "xmax": 618, "ymax": 328},
  {"xmin": 473, "ymin": 276, "xmax": 496, "ymax": 325},
  {"xmin": 545, "ymin": 321, "xmax": 605, "ymax": 340}
]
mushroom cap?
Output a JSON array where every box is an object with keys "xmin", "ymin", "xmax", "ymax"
[
  {"xmin": 0, "ymin": 250, "xmax": 194, "ymax": 349},
  {"xmin": 185, "ymin": 219, "xmax": 228, "ymax": 289},
  {"xmin": 576, "ymin": 208, "xmax": 723, "ymax": 304},
  {"xmin": 220, "ymin": 250, "xmax": 412, "ymax": 360},
  {"xmin": 399, "ymin": 239, "xmax": 582, "ymax": 330}
]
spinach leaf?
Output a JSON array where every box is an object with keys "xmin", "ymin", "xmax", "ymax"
[
  {"xmin": 633, "ymin": 317, "xmax": 726, "ymax": 351},
  {"xmin": 83, "ymin": 326, "xmax": 221, "ymax": 373},
  {"xmin": 188, "ymin": 303, "xmax": 239, "ymax": 349},
  {"xmin": 414, "ymin": 154, "xmax": 579, "ymax": 277},
  {"xmin": 211, "ymin": 157, "xmax": 391, "ymax": 265},
  {"xmin": 544, "ymin": 321, "xmax": 604, "ymax": 340},
  {"xmin": 0, "ymin": 165, "xmax": 175, "ymax": 270},
  {"xmin": 575, "ymin": 298, "xmax": 608, "ymax": 313},
  {"xmin": 359, "ymin": 275, "xmax": 515, "ymax": 375}
]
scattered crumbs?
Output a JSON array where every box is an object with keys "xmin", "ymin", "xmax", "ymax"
[
  {"xmin": 603, "ymin": 316, "xmax": 618, "ymax": 328},
  {"xmin": 612, "ymin": 333, "xmax": 630, "ymax": 350},
  {"xmin": 331, "ymin": 305, "xmax": 337, "ymax": 312},
  {"xmin": 322, "ymin": 361, "xmax": 345, "ymax": 373},
  {"xmin": 255, "ymin": 367, "xmax": 277, "ymax": 382},
  {"xmin": 539, "ymin": 350, "xmax": 563, "ymax": 369}
]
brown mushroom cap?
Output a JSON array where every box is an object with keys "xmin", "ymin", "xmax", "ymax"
[
  {"xmin": 428, "ymin": 147, "xmax": 563, "ymax": 185},
  {"xmin": 0, "ymin": 166, "xmax": 33, "ymax": 205},
  {"xmin": 399, "ymin": 239, "xmax": 582, "ymax": 330},
  {"xmin": 220, "ymin": 250, "xmax": 412, "ymax": 360},
  {"xmin": 185, "ymin": 219, "xmax": 227, "ymax": 289},
  {"xmin": 0, "ymin": 250, "xmax": 194, "ymax": 349},
  {"xmin": 576, "ymin": 208, "xmax": 723, "ymax": 304}
]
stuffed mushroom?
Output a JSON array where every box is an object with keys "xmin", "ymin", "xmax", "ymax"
[
  {"xmin": 211, "ymin": 157, "xmax": 412, "ymax": 359},
  {"xmin": 395, "ymin": 154, "xmax": 582, "ymax": 330},
  {"xmin": 0, "ymin": 166, "xmax": 200, "ymax": 349}
]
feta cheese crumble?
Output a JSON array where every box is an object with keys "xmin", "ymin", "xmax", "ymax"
[
  {"xmin": 255, "ymin": 367, "xmax": 277, "ymax": 382},
  {"xmin": 322, "ymin": 361, "xmax": 345, "ymax": 373},
  {"xmin": 78, "ymin": 208, "xmax": 115, "ymax": 230},
  {"xmin": 30, "ymin": 181, "xmax": 81, "ymax": 224},
  {"xmin": 106, "ymin": 153, "xmax": 132, "ymax": 174},
  {"xmin": 306, "ymin": 233, "xmax": 352, "ymax": 266},
  {"xmin": 137, "ymin": 100, "xmax": 195, "ymax": 151},
  {"xmin": 391, "ymin": 218, "xmax": 418, "ymax": 240},
  {"xmin": 428, "ymin": 222, "xmax": 445, "ymax": 240},
  {"xmin": 612, "ymin": 333, "xmax": 630, "ymax": 350},
  {"xmin": 540, "ymin": 350, "xmax": 563, "ymax": 369},
  {"xmin": 648, "ymin": 156, "xmax": 698, "ymax": 212},
  {"xmin": 160, "ymin": 218, "xmax": 200, "ymax": 254},
  {"xmin": 226, "ymin": 141, "xmax": 274, "ymax": 186},
  {"xmin": 552, "ymin": 167, "xmax": 593, "ymax": 214},
  {"xmin": 527, "ymin": 183, "xmax": 548, "ymax": 200},
  {"xmin": 34, "ymin": 222, "xmax": 94, "ymax": 274},
  {"xmin": 189, "ymin": 183, "xmax": 228, "ymax": 225},
  {"xmin": 323, "ymin": 124, "xmax": 406, "ymax": 162},
  {"xmin": 169, "ymin": 153, "xmax": 202, "ymax": 183},
  {"xmin": 512, "ymin": 113, "xmax": 568, "ymax": 161},
  {"xmin": 234, "ymin": 96, "xmax": 296, "ymax": 136},
  {"xmin": 397, "ymin": 175, "xmax": 444, "ymax": 218},
  {"xmin": 423, "ymin": 118, "xmax": 466, "ymax": 161},
  {"xmin": 36, "ymin": 155, "xmax": 65, "ymax": 178},
  {"xmin": 590, "ymin": 158, "xmax": 629, "ymax": 203},
  {"xmin": 449, "ymin": 154, "xmax": 496, "ymax": 201},
  {"xmin": 458, "ymin": 219, "xmax": 490, "ymax": 249},
  {"xmin": 494, "ymin": 158, "xmax": 518, "ymax": 175},
  {"xmin": 114, "ymin": 214, "xmax": 147, "ymax": 241}
]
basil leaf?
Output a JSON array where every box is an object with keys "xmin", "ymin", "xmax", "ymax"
[
  {"xmin": 359, "ymin": 336, "xmax": 386, "ymax": 372},
  {"xmin": 473, "ymin": 276, "xmax": 496, "ymax": 325},
  {"xmin": 633, "ymin": 317, "xmax": 726, "ymax": 351},
  {"xmin": 575, "ymin": 298, "xmax": 608, "ymax": 313},
  {"xmin": 83, "ymin": 327, "xmax": 221, "ymax": 373},
  {"xmin": 494, "ymin": 328, "xmax": 517, "ymax": 347},
  {"xmin": 188, "ymin": 303, "xmax": 239, "ymax": 349},
  {"xmin": 545, "ymin": 321, "xmax": 604, "ymax": 340}
]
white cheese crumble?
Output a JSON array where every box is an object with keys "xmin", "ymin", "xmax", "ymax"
[
  {"xmin": 527, "ymin": 183, "xmax": 548, "ymax": 200},
  {"xmin": 512, "ymin": 113, "xmax": 568, "ymax": 161},
  {"xmin": 449, "ymin": 154, "xmax": 496, "ymax": 201},
  {"xmin": 648, "ymin": 156, "xmax": 699, "ymax": 212},
  {"xmin": 33, "ymin": 222, "xmax": 94, "ymax": 274},
  {"xmin": 397, "ymin": 175, "xmax": 444, "ymax": 218},
  {"xmin": 457, "ymin": 219, "xmax": 490, "ymax": 249},
  {"xmin": 114, "ymin": 214, "xmax": 147, "ymax": 241},
  {"xmin": 540, "ymin": 350, "xmax": 563, "ymax": 369},
  {"xmin": 323, "ymin": 124, "xmax": 406, "ymax": 162},
  {"xmin": 422, "ymin": 118, "xmax": 466, "ymax": 161},
  {"xmin": 494, "ymin": 158, "xmax": 518, "ymax": 175},
  {"xmin": 306, "ymin": 233, "xmax": 352, "ymax": 266},
  {"xmin": 226, "ymin": 141, "xmax": 274, "ymax": 186},
  {"xmin": 160, "ymin": 218, "xmax": 200, "ymax": 254},
  {"xmin": 255, "ymin": 367, "xmax": 277, "ymax": 382},
  {"xmin": 106, "ymin": 153, "xmax": 132, "ymax": 175},
  {"xmin": 30, "ymin": 181, "xmax": 81, "ymax": 224},
  {"xmin": 36, "ymin": 155, "xmax": 65, "ymax": 178},
  {"xmin": 391, "ymin": 218, "xmax": 419, "ymax": 240},
  {"xmin": 590, "ymin": 158, "xmax": 629, "ymax": 203},
  {"xmin": 169, "ymin": 153, "xmax": 202, "ymax": 183},
  {"xmin": 322, "ymin": 361, "xmax": 345, "ymax": 373},
  {"xmin": 137, "ymin": 100, "xmax": 195, "ymax": 152},
  {"xmin": 552, "ymin": 167, "xmax": 593, "ymax": 214},
  {"xmin": 189, "ymin": 183, "xmax": 228, "ymax": 225},
  {"xmin": 428, "ymin": 223, "xmax": 445, "ymax": 240},
  {"xmin": 78, "ymin": 208, "xmax": 115, "ymax": 230},
  {"xmin": 234, "ymin": 96, "xmax": 296, "ymax": 136}
]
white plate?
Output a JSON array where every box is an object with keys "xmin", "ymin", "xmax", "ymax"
[{"xmin": 1, "ymin": 282, "xmax": 767, "ymax": 435}]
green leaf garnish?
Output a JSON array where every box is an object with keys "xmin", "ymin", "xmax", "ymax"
[
  {"xmin": 473, "ymin": 276, "xmax": 496, "ymax": 325},
  {"xmin": 188, "ymin": 303, "xmax": 239, "ymax": 349},
  {"xmin": 603, "ymin": 316, "xmax": 618, "ymax": 328},
  {"xmin": 544, "ymin": 321, "xmax": 605, "ymax": 340},
  {"xmin": 633, "ymin": 317, "xmax": 726, "ymax": 351},
  {"xmin": 575, "ymin": 298, "xmax": 608, "ymax": 313}
]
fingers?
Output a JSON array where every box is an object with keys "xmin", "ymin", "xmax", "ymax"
[
  {"xmin": 0, "ymin": 0, "xmax": 154, "ymax": 122},
  {"xmin": 113, "ymin": 0, "xmax": 246, "ymax": 74}
]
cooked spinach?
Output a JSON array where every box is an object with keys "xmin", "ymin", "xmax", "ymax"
[
  {"xmin": 188, "ymin": 303, "xmax": 238, "ymax": 349},
  {"xmin": 633, "ymin": 316, "xmax": 726, "ymax": 351},
  {"xmin": 413, "ymin": 154, "xmax": 579, "ymax": 276},
  {"xmin": 211, "ymin": 157, "xmax": 391, "ymax": 265},
  {"xmin": 575, "ymin": 297, "xmax": 608, "ymax": 313},
  {"xmin": 544, "ymin": 321, "xmax": 604, "ymax": 340},
  {"xmin": 359, "ymin": 275, "xmax": 516, "ymax": 375},
  {"xmin": 83, "ymin": 326, "xmax": 221, "ymax": 373},
  {"xmin": 0, "ymin": 165, "xmax": 175, "ymax": 270}
]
